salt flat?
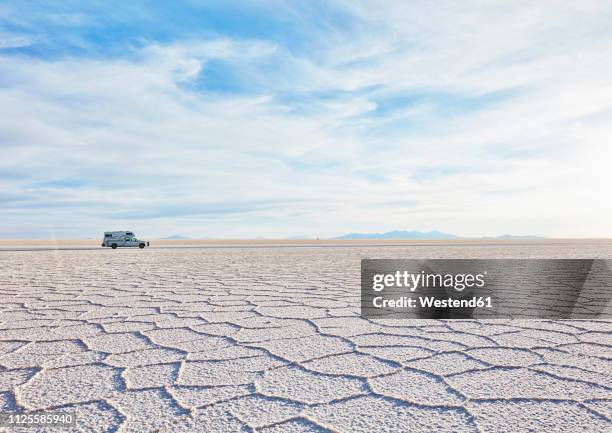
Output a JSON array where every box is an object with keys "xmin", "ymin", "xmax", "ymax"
[{"xmin": 0, "ymin": 242, "xmax": 611, "ymax": 432}]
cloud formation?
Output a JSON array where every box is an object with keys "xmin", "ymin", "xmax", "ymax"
[{"xmin": 1, "ymin": 1, "xmax": 611, "ymax": 238}]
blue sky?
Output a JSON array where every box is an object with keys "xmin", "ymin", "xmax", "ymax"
[{"xmin": 1, "ymin": 1, "xmax": 612, "ymax": 238}]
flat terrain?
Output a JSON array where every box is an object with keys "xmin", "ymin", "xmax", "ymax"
[{"xmin": 0, "ymin": 241, "xmax": 611, "ymax": 432}]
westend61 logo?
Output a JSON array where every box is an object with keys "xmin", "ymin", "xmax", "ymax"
[
  {"xmin": 372, "ymin": 270, "xmax": 486, "ymax": 292},
  {"xmin": 361, "ymin": 259, "xmax": 612, "ymax": 319}
]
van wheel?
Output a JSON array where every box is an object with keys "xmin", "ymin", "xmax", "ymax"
[
  {"xmin": 111, "ymin": 243, "xmax": 117, "ymax": 249},
  {"xmin": 139, "ymin": 243, "xmax": 145, "ymax": 249}
]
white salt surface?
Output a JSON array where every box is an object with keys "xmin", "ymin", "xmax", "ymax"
[{"xmin": 0, "ymin": 243, "xmax": 611, "ymax": 432}]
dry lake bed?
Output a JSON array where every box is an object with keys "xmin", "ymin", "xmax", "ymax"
[{"xmin": 0, "ymin": 241, "xmax": 611, "ymax": 432}]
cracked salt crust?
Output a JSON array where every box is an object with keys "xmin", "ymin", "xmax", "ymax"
[{"xmin": 0, "ymin": 243, "xmax": 611, "ymax": 432}]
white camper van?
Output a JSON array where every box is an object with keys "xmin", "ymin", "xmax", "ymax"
[{"xmin": 101, "ymin": 231, "xmax": 149, "ymax": 249}]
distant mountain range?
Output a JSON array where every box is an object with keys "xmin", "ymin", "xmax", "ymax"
[
  {"xmin": 158, "ymin": 232, "xmax": 545, "ymax": 241},
  {"xmin": 163, "ymin": 234, "xmax": 190, "ymax": 240},
  {"xmin": 484, "ymin": 234, "xmax": 546, "ymax": 240},
  {"xmin": 333, "ymin": 230, "xmax": 544, "ymax": 240},
  {"xmin": 333, "ymin": 230, "xmax": 459, "ymax": 240}
]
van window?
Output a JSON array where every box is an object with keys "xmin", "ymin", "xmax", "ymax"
[
  {"xmin": 105, "ymin": 234, "xmax": 112, "ymax": 238},
  {"xmin": 126, "ymin": 232, "xmax": 134, "ymax": 236}
]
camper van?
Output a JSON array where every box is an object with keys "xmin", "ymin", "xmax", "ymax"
[{"xmin": 101, "ymin": 231, "xmax": 149, "ymax": 249}]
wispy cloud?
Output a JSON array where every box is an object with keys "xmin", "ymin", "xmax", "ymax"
[
  {"xmin": 1, "ymin": 1, "xmax": 612, "ymax": 238},
  {"xmin": 0, "ymin": 32, "xmax": 36, "ymax": 49}
]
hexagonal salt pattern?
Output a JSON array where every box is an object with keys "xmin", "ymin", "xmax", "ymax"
[{"xmin": 0, "ymin": 244, "xmax": 611, "ymax": 432}]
